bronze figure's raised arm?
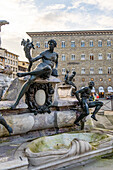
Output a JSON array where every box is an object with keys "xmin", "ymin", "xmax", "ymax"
[{"xmin": 11, "ymin": 39, "xmax": 58, "ymax": 109}]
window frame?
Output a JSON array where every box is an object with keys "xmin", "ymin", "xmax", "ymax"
[
  {"xmin": 99, "ymin": 67, "xmax": 103, "ymax": 74},
  {"xmin": 61, "ymin": 54, "xmax": 66, "ymax": 61},
  {"xmin": 98, "ymin": 53, "xmax": 103, "ymax": 60},
  {"xmin": 98, "ymin": 40, "xmax": 102, "ymax": 47},
  {"xmin": 62, "ymin": 41, "xmax": 65, "ymax": 48},
  {"xmin": 81, "ymin": 54, "xmax": 85, "ymax": 60},
  {"xmin": 36, "ymin": 42, "xmax": 40, "ymax": 48},
  {"xmin": 81, "ymin": 40, "xmax": 85, "ymax": 47},
  {"xmin": 71, "ymin": 41, "xmax": 75, "ymax": 47},
  {"xmin": 89, "ymin": 40, "xmax": 93, "ymax": 47},
  {"xmin": 81, "ymin": 68, "xmax": 85, "ymax": 74},
  {"xmin": 71, "ymin": 54, "xmax": 75, "ymax": 60},
  {"xmin": 62, "ymin": 68, "xmax": 66, "ymax": 75}
]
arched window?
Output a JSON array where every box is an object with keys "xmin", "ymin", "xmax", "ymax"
[
  {"xmin": 107, "ymin": 86, "xmax": 113, "ymax": 92},
  {"xmin": 99, "ymin": 86, "xmax": 104, "ymax": 92}
]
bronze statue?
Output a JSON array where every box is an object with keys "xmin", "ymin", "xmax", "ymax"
[
  {"xmin": 74, "ymin": 81, "xmax": 103, "ymax": 126},
  {"xmin": 64, "ymin": 70, "xmax": 77, "ymax": 90},
  {"xmin": 21, "ymin": 39, "xmax": 35, "ymax": 71},
  {"xmin": 0, "ymin": 114, "xmax": 13, "ymax": 134},
  {"xmin": 11, "ymin": 39, "xmax": 58, "ymax": 109}
]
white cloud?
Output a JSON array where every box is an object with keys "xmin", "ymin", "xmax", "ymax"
[
  {"xmin": 97, "ymin": 15, "xmax": 113, "ymax": 27},
  {"xmin": 70, "ymin": 0, "xmax": 113, "ymax": 11},
  {"xmin": 0, "ymin": 0, "xmax": 113, "ymax": 61},
  {"xmin": 0, "ymin": 0, "xmax": 39, "ymax": 60},
  {"xmin": 46, "ymin": 4, "xmax": 65, "ymax": 10}
]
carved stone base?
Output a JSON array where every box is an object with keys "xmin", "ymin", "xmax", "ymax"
[{"xmin": 25, "ymin": 82, "xmax": 54, "ymax": 114}]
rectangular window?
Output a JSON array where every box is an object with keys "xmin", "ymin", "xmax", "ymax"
[
  {"xmin": 62, "ymin": 54, "xmax": 65, "ymax": 61},
  {"xmin": 45, "ymin": 42, "xmax": 48, "ymax": 48},
  {"xmin": 5, "ymin": 58, "xmax": 7, "ymax": 63},
  {"xmin": 71, "ymin": 54, "xmax": 75, "ymax": 60},
  {"xmin": 99, "ymin": 67, "xmax": 103, "ymax": 74},
  {"xmin": 62, "ymin": 41, "xmax": 65, "ymax": 48},
  {"xmin": 90, "ymin": 40, "xmax": 93, "ymax": 47},
  {"xmin": 90, "ymin": 68, "xmax": 94, "ymax": 74},
  {"xmin": 108, "ymin": 67, "xmax": 111, "ymax": 74},
  {"xmin": 81, "ymin": 41, "xmax": 85, "ymax": 47},
  {"xmin": 98, "ymin": 53, "xmax": 102, "ymax": 60},
  {"xmin": 36, "ymin": 42, "xmax": 40, "ymax": 48},
  {"xmin": 107, "ymin": 40, "xmax": 111, "ymax": 46},
  {"xmin": 71, "ymin": 41, "xmax": 75, "ymax": 47},
  {"xmin": 8, "ymin": 59, "xmax": 10, "ymax": 64},
  {"xmin": 107, "ymin": 53, "xmax": 111, "ymax": 60},
  {"xmin": 1, "ymin": 58, "xmax": 3, "ymax": 62},
  {"xmin": 81, "ymin": 54, "xmax": 85, "ymax": 60},
  {"xmin": 81, "ymin": 68, "xmax": 85, "ymax": 74},
  {"xmin": 90, "ymin": 54, "xmax": 94, "ymax": 60},
  {"xmin": 62, "ymin": 68, "xmax": 66, "ymax": 75},
  {"xmin": 98, "ymin": 40, "xmax": 102, "ymax": 47}
]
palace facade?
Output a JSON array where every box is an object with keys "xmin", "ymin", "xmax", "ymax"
[
  {"xmin": 0, "ymin": 47, "xmax": 18, "ymax": 78},
  {"xmin": 27, "ymin": 30, "xmax": 113, "ymax": 98}
]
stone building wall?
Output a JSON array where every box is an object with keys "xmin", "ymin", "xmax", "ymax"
[{"xmin": 27, "ymin": 30, "xmax": 113, "ymax": 97}]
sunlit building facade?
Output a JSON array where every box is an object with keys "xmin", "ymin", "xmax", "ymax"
[{"xmin": 27, "ymin": 30, "xmax": 113, "ymax": 97}]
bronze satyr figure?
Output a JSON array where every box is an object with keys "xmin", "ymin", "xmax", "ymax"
[
  {"xmin": 64, "ymin": 70, "xmax": 77, "ymax": 90},
  {"xmin": 11, "ymin": 39, "xmax": 58, "ymax": 109},
  {"xmin": 74, "ymin": 81, "xmax": 103, "ymax": 126}
]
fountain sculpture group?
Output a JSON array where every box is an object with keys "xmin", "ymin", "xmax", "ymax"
[{"xmin": 0, "ymin": 39, "xmax": 111, "ymax": 170}]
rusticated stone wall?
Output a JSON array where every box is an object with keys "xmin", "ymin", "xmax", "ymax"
[{"xmin": 27, "ymin": 30, "xmax": 113, "ymax": 96}]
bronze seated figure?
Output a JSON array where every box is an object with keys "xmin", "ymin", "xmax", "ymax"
[
  {"xmin": 74, "ymin": 81, "xmax": 103, "ymax": 126},
  {"xmin": 11, "ymin": 39, "xmax": 58, "ymax": 110}
]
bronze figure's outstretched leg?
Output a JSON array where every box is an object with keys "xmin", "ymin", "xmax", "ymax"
[
  {"xmin": 74, "ymin": 99, "xmax": 89, "ymax": 125},
  {"xmin": 17, "ymin": 65, "xmax": 51, "ymax": 77},
  {"xmin": 11, "ymin": 65, "xmax": 52, "ymax": 109},
  {"xmin": 0, "ymin": 115, "xmax": 13, "ymax": 134},
  {"xmin": 89, "ymin": 101, "xmax": 103, "ymax": 121}
]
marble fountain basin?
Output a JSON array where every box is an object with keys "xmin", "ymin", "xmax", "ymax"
[{"xmin": 25, "ymin": 132, "xmax": 113, "ymax": 168}]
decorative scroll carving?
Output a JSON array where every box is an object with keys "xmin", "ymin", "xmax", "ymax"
[{"xmin": 25, "ymin": 82, "xmax": 54, "ymax": 115}]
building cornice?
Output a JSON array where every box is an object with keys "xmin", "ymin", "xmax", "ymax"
[
  {"xmin": 27, "ymin": 30, "xmax": 113, "ymax": 37},
  {"xmin": 0, "ymin": 48, "xmax": 19, "ymax": 57}
]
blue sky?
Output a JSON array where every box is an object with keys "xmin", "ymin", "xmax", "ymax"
[{"xmin": 0, "ymin": 0, "xmax": 113, "ymax": 61}]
